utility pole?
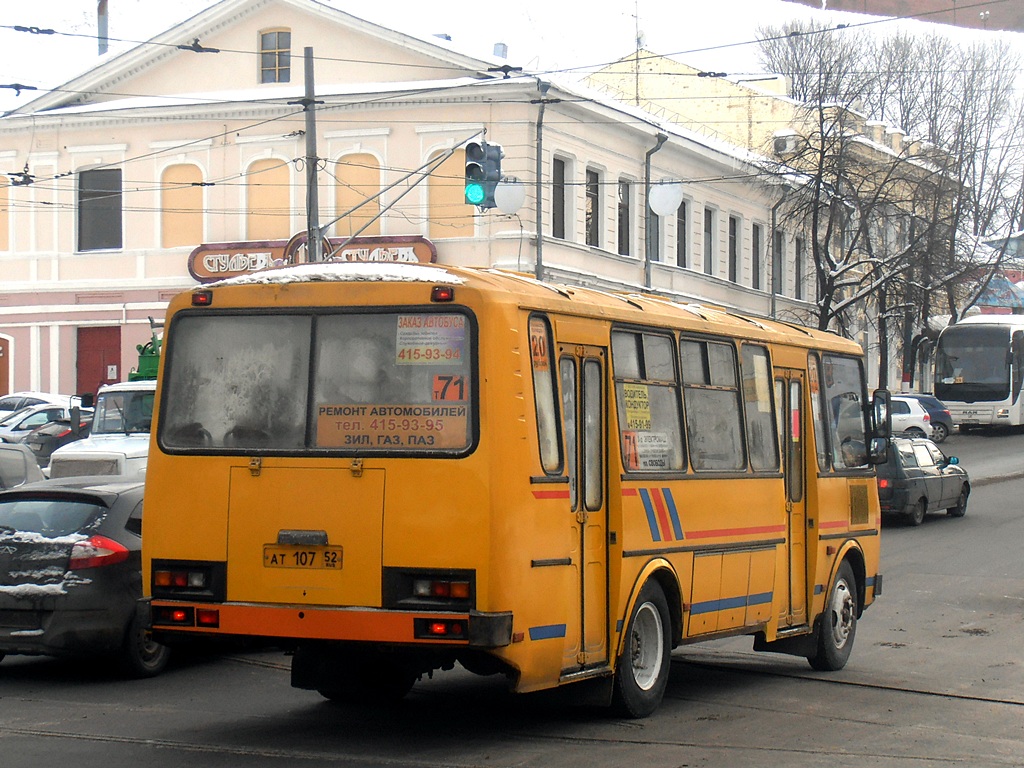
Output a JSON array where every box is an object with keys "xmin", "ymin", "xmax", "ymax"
[{"xmin": 302, "ymin": 47, "xmax": 322, "ymax": 263}]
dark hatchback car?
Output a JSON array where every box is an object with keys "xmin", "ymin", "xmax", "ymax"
[
  {"xmin": 0, "ymin": 477, "xmax": 169, "ymax": 676},
  {"xmin": 902, "ymin": 393, "xmax": 954, "ymax": 443},
  {"xmin": 22, "ymin": 413, "xmax": 93, "ymax": 469},
  {"xmin": 876, "ymin": 437, "xmax": 970, "ymax": 526}
]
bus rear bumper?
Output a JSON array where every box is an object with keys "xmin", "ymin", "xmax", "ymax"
[{"xmin": 148, "ymin": 599, "xmax": 513, "ymax": 648}]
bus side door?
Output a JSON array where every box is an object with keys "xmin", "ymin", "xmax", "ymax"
[
  {"xmin": 775, "ymin": 369, "xmax": 808, "ymax": 627},
  {"xmin": 558, "ymin": 344, "xmax": 609, "ymax": 670}
]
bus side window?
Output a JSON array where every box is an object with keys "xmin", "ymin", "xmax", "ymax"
[
  {"xmin": 611, "ymin": 330, "xmax": 685, "ymax": 473},
  {"xmin": 680, "ymin": 339, "xmax": 744, "ymax": 472},
  {"xmin": 807, "ymin": 353, "xmax": 830, "ymax": 472},
  {"xmin": 740, "ymin": 344, "xmax": 779, "ymax": 471},
  {"xmin": 529, "ymin": 315, "xmax": 563, "ymax": 474}
]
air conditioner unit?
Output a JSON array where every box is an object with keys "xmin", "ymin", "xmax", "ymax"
[{"xmin": 774, "ymin": 135, "xmax": 799, "ymax": 155}]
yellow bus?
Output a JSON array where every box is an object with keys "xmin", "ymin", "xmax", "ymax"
[{"xmin": 142, "ymin": 262, "xmax": 889, "ymax": 717}]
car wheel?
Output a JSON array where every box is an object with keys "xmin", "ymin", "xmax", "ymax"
[
  {"xmin": 904, "ymin": 427, "xmax": 927, "ymax": 438},
  {"xmin": 612, "ymin": 579, "xmax": 672, "ymax": 718},
  {"xmin": 906, "ymin": 499, "xmax": 926, "ymax": 526},
  {"xmin": 930, "ymin": 423, "xmax": 949, "ymax": 443},
  {"xmin": 120, "ymin": 614, "xmax": 171, "ymax": 678},
  {"xmin": 947, "ymin": 487, "xmax": 969, "ymax": 518},
  {"xmin": 808, "ymin": 560, "xmax": 858, "ymax": 671}
]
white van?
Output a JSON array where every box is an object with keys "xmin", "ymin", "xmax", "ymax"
[{"xmin": 48, "ymin": 381, "xmax": 156, "ymax": 479}]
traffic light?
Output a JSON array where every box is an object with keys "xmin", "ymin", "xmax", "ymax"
[{"xmin": 464, "ymin": 140, "xmax": 502, "ymax": 209}]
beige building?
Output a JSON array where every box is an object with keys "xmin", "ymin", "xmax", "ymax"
[{"xmin": 0, "ymin": 0, "xmax": 815, "ymax": 398}]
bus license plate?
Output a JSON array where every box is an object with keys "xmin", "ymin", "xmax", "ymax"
[{"xmin": 263, "ymin": 545, "xmax": 343, "ymax": 569}]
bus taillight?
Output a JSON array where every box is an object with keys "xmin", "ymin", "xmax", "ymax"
[{"xmin": 415, "ymin": 618, "xmax": 467, "ymax": 639}]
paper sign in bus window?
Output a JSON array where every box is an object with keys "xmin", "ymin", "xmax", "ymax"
[
  {"xmin": 623, "ymin": 430, "xmax": 671, "ymax": 471},
  {"xmin": 622, "ymin": 383, "xmax": 652, "ymax": 430},
  {"xmin": 396, "ymin": 314, "xmax": 465, "ymax": 365},
  {"xmin": 316, "ymin": 403, "xmax": 469, "ymax": 450}
]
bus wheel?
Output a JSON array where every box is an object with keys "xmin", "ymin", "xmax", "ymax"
[
  {"xmin": 808, "ymin": 560, "xmax": 857, "ymax": 671},
  {"xmin": 612, "ymin": 580, "xmax": 672, "ymax": 718}
]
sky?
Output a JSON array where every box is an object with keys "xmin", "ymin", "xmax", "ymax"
[{"xmin": 1, "ymin": 0, "xmax": 1021, "ymax": 114}]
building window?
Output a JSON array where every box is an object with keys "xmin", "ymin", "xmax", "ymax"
[
  {"xmin": 703, "ymin": 206, "xmax": 715, "ymax": 275},
  {"xmin": 246, "ymin": 158, "xmax": 290, "ymax": 241},
  {"xmin": 617, "ymin": 179, "xmax": 631, "ymax": 256},
  {"xmin": 428, "ymin": 148, "xmax": 475, "ymax": 239},
  {"xmin": 161, "ymin": 164, "xmax": 204, "ymax": 248},
  {"xmin": 773, "ymin": 229, "xmax": 785, "ymax": 295},
  {"xmin": 585, "ymin": 169, "xmax": 600, "ymax": 247},
  {"xmin": 794, "ymin": 236, "xmax": 805, "ymax": 300},
  {"xmin": 0, "ymin": 177, "xmax": 9, "ymax": 252},
  {"xmin": 260, "ymin": 29, "xmax": 291, "ymax": 84},
  {"xmin": 552, "ymin": 157, "xmax": 566, "ymax": 240},
  {"xmin": 676, "ymin": 201, "xmax": 688, "ymax": 268},
  {"xmin": 752, "ymin": 223, "xmax": 763, "ymax": 290},
  {"xmin": 728, "ymin": 215, "xmax": 740, "ymax": 283},
  {"xmin": 78, "ymin": 168, "xmax": 122, "ymax": 252},
  {"xmin": 335, "ymin": 153, "xmax": 381, "ymax": 237}
]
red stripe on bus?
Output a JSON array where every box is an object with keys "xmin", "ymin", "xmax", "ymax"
[
  {"xmin": 686, "ymin": 524, "xmax": 787, "ymax": 539},
  {"xmin": 532, "ymin": 490, "xmax": 571, "ymax": 499},
  {"xmin": 650, "ymin": 489, "xmax": 674, "ymax": 541}
]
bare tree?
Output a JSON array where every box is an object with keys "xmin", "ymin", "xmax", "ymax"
[{"xmin": 756, "ymin": 22, "xmax": 1024, "ymax": 386}]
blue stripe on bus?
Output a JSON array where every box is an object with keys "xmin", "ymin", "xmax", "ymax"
[
  {"xmin": 529, "ymin": 624, "xmax": 567, "ymax": 641},
  {"xmin": 690, "ymin": 591, "xmax": 774, "ymax": 615},
  {"xmin": 663, "ymin": 488, "xmax": 684, "ymax": 540},
  {"xmin": 638, "ymin": 488, "xmax": 662, "ymax": 542}
]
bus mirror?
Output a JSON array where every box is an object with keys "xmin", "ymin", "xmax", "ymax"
[
  {"xmin": 872, "ymin": 389, "xmax": 891, "ymax": 439},
  {"xmin": 868, "ymin": 437, "xmax": 889, "ymax": 465}
]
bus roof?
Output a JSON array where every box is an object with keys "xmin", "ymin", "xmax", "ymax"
[
  {"xmin": 944, "ymin": 314, "xmax": 1024, "ymax": 329},
  {"xmin": 206, "ymin": 262, "xmax": 861, "ymax": 355}
]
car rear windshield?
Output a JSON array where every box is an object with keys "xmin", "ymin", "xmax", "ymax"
[
  {"xmin": 159, "ymin": 310, "xmax": 475, "ymax": 455},
  {"xmin": 0, "ymin": 498, "xmax": 105, "ymax": 536}
]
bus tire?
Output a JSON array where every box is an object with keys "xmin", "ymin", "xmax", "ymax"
[
  {"xmin": 808, "ymin": 560, "xmax": 857, "ymax": 672},
  {"xmin": 612, "ymin": 580, "xmax": 672, "ymax": 718}
]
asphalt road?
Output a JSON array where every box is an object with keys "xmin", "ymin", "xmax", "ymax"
[{"xmin": 1, "ymin": 430, "xmax": 1022, "ymax": 767}]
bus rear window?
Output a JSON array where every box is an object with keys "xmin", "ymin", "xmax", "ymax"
[{"xmin": 160, "ymin": 311, "xmax": 474, "ymax": 454}]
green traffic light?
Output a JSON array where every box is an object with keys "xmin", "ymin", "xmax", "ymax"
[{"xmin": 465, "ymin": 182, "xmax": 486, "ymax": 205}]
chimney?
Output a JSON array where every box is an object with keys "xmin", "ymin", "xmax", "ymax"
[{"xmin": 98, "ymin": 0, "xmax": 109, "ymax": 55}]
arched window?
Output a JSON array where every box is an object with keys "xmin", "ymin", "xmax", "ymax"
[
  {"xmin": 334, "ymin": 153, "xmax": 380, "ymax": 237},
  {"xmin": 246, "ymin": 158, "xmax": 290, "ymax": 241},
  {"xmin": 160, "ymin": 164, "xmax": 203, "ymax": 248},
  {"xmin": 427, "ymin": 148, "xmax": 474, "ymax": 239}
]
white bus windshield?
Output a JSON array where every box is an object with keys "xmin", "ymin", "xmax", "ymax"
[{"xmin": 935, "ymin": 324, "xmax": 1010, "ymax": 402}]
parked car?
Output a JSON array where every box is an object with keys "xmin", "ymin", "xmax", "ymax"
[
  {"xmin": 0, "ymin": 403, "xmax": 80, "ymax": 444},
  {"xmin": 889, "ymin": 395, "xmax": 932, "ymax": 438},
  {"xmin": 49, "ymin": 381, "xmax": 156, "ymax": 479},
  {"xmin": 876, "ymin": 436, "xmax": 970, "ymax": 526},
  {"xmin": 22, "ymin": 413, "xmax": 94, "ymax": 469},
  {"xmin": 0, "ymin": 443, "xmax": 45, "ymax": 489},
  {"xmin": 0, "ymin": 392, "xmax": 77, "ymax": 416},
  {"xmin": 900, "ymin": 393, "xmax": 954, "ymax": 443},
  {"xmin": 0, "ymin": 477, "xmax": 170, "ymax": 676}
]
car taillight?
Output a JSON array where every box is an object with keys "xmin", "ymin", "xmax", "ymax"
[
  {"xmin": 68, "ymin": 535, "xmax": 130, "ymax": 570},
  {"xmin": 878, "ymin": 478, "xmax": 890, "ymax": 488},
  {"xmin": 923, "ymin": 413, "xmax": 930, "ymax": 422}
]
